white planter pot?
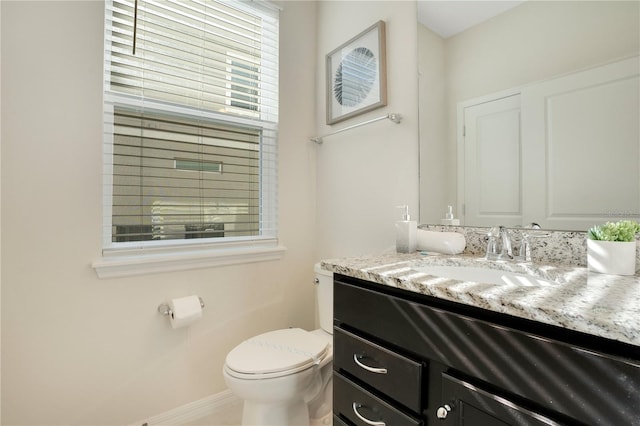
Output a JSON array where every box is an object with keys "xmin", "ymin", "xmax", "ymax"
[{"xmin": 587, "ymin": 239, "xmax": 637, "ymax": 275}]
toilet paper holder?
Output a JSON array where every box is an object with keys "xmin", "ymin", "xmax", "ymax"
[{"xmin": 157, "ymin": 297, "xmax": 205, "ymax": 317}]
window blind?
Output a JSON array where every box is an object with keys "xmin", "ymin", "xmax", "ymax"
[{"xmin": 103, "ymin": 0, "xmax": 279, "ymax": 247}]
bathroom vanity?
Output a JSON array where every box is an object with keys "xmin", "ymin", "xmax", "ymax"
[{"xmin": 324, "ymin": 254, "xmax": 640, "ymax": 426}]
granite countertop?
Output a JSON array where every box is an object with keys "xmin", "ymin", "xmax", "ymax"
[{"xmin": 321, "ymin": 252, "xmax": 640, "ymax": 347}]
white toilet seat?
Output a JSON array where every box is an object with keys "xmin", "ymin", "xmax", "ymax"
[{"xmin": 225, "ymin": 328, "xmax": 330, "ymax": 380}]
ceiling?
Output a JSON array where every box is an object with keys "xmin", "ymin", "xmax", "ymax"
[{"xmin": 417, "ymin": 1, "xmax": 526, "ymax": 38}]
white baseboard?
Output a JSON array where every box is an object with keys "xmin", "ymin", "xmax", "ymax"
[{"xmin": 132, "ymin": 390, "xmax": 241, "ymax": 426}]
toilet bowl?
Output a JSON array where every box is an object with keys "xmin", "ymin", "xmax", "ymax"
[{"xmin": 223, "ymin": 264, "xmax": 334, "ymax": 426}]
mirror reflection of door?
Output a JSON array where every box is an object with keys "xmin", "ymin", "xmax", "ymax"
[
  {"xmin": 460, "ymin": 56, "xmax": 640, "ymax": 230},
  {"xmin": 462, "ymin": 94, "xmax": 522, "ymax": 227},
  {"xmin": 521, "ymin": 57, "xmax": 639, "ymax": 231}
]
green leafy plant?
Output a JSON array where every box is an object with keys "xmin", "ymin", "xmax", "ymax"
[{"xmin": 587, "ymin": 220, "xmax": 640, "ymax": 242}]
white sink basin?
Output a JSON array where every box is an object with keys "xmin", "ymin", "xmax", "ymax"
[{"xmin": 415, "ymin": 265, "xmax": 557, "ymax": 287}]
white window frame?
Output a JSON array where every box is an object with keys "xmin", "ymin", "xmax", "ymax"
[{"xmin": 93, "ymin": 0, "xmax": 284, "ymax": 278}]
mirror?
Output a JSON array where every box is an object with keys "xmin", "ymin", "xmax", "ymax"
[{"xmin": 417, "ymin": 0, "xmax": 640, "ymax": 231}]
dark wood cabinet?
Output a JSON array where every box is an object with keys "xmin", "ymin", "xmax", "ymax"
[
  {"xmin": 334, "ymin": 374, "xmax": 423, "ymax": 426},
  {"xmin": 332, "ymin": 274, "xmax": 640, "ymax": 426},
  {"xmin": 334, "ymin": 328, "xmax": 425, "ymax": 413},
  {"xmin": 439, "ymin": 373, "xmax": 561, "ymax": 425}
]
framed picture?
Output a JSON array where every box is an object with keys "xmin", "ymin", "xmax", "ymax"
[{"xmin": 326, "ymin": 21, "xmax": 387, "ymax": 125}]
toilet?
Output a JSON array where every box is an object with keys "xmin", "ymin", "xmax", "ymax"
[{"xmin": 223, "ymin": 264, "xmax": 334, "ymax": 426}]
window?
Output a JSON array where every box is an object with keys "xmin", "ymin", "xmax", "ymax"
[{"xmin": 97, "ymin": 0, "xmax": 281, "ymax": 277}]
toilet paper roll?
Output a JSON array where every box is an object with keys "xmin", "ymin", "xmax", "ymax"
[
  {"xmin": 169, "ymin": 295, "xmax": 203, "ymax": 329},
  {"xmin": 417, "ymin": 230, "xmax": 466, "ymax": 254}
]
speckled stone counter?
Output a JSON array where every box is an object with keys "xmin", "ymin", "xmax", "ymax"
[
  {"xmin": 421, "ymin": 224, "xmax": 640, "ymax": 271},
  {"xmin": 321, "ymin": 252, "xmax": 640, "ymax": 347}
]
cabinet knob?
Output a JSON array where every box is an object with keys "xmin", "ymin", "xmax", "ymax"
[{"xmin": 436, "ymin": 404, "xmax": 452, "ymax": 419}]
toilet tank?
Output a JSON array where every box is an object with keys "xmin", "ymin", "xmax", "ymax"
[{"xmin": 314, "ymin": 263, "xmax": 334, "ymax": 334}]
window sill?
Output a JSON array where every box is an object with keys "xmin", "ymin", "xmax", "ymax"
[{"xmin": 92, "ymin": 240, "xmax": 286, "ymax": 279}]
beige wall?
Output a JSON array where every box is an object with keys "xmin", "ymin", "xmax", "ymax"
[
  {"xmin": 315, "ymin": 1, "xmax": 420, "ymax": 258},
  {"xmin": 1, "ymin": 1, "xmax": 318, "ymax": 424},
  {"xmin": 445, "ymin": 0, "xmax": 640, "ymax": 103},
  {"xmin": 419, "ymin": 0, "xmax": 640, "ymax": 224},
  {"xmin": 417, "ymin": 24, "xmax": 448, "ymax": 227},
  {"xmin": 1, "ymin": 1, "xmax": 421, "ymax": 423}
]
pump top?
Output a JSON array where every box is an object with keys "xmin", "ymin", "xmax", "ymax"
[
  {"xmin": 446, "ymin": 205, "xmax": 454, "ymax": 220},
  {"xmin": 397, "ymin": 205, "xmax": 410, "ymax": 221}
]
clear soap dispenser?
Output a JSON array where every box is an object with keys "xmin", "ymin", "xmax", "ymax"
[
  {"xmin": 396, "ymin": 205, "xmax": 417, "ymax": 253},
  {"xmin": 440, "ymin": 205, "xmax": 460, "ymax": 226}
]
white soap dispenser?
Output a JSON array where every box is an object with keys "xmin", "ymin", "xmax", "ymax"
[
  {"xmin": 440, "ymin": 205, "xmax": 460, "ymax": 226},
  {"xmin": 396, "ymin": 205, "xmax": 417, "ymax": 253}
]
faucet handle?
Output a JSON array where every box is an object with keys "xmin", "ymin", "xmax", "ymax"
[
  {"xmin": 514, "ymin": 224, "xmax": 544, "ymax": 262},
  {"xmin": 516, "ymin": 236, "xmax": 533, "ymax": 262},
  {"xmin": 485, "ymin": 226, "xmax": 501, "ymax": 259}
]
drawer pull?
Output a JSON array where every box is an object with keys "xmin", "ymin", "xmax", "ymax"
[
  {"xmin": 352, "ymin": 402, "xmax": 386, "ymax": 426},
  {"xmin": 354, "ymin": 354, "xmax": 388, "ymax": 374}
]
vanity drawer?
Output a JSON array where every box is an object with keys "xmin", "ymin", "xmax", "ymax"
[
  {"xmin": 334, "ymin": 327, "xmax": 425, "ymax": 413},
  {"xmin": 334, "ymin": 373, "xmax": 423, "ymax": 426},
  {"xmin": 333, "ymin": 414, "xmax": 352, "ymax": 426}
]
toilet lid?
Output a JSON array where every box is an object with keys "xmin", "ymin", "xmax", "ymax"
[{"xmin": 225, "ymin": 328, "xmax": 329, "ymax": 376}]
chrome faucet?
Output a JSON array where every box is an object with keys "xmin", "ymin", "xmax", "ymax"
[
  {"xmin": 485, "ymin": 223, "xmax": 545, "ymax": 262},
  {"xmin": 485, "ymin": 226, "xmax": 513, "ymax": 260}
]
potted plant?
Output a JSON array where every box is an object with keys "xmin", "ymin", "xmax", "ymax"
[{"xmin": 587, "ymin": 220, "xmax": 640, "ymax": 275}]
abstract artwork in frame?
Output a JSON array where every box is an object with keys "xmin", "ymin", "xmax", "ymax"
[{"xmin": 326, "ymin": 21, "xmax": 387, "ymax": 125}]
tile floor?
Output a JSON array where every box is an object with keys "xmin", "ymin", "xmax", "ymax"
[
  {"xmin": 183, "ymin": 401, "xmax": 333, "ymax": 426},
  {"xmin": 184, "ymin": 400, "xmax": 243, "ymax": 426}
]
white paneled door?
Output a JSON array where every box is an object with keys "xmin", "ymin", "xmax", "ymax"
[
  {"xmin": 460, "ymin": 56, "xmax": 639, "ymax": 230},
  {"xmin": 462, "ymin": 94, "xmax": 522, "ymax": 227},
  {"xmin": 522, "ymin": 56, "xmax": 639, "ymax": 230}
]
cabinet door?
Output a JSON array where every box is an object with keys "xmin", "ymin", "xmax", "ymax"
[{"xmin": 439, "ymin": 373, "xmax": 563, "ymax": 426}]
